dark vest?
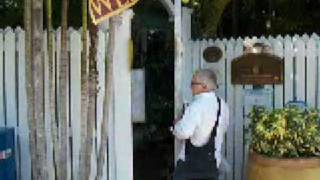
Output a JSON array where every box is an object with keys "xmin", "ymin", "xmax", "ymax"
[{"xmin": 183, "ymin": 97, "xmax": 221, "ymax": 177}]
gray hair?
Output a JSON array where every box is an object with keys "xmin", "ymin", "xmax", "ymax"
[{"xmin": 195, "ymin": 69, "xmax": 218, "ymax": 90}]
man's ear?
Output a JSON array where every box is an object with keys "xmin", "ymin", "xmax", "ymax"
[{"xmin": 202, "ymin": 84, "xmax": 208, "ymax": 89}]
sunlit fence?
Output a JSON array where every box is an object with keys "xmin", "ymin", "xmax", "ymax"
[{"xmin": 181, "ymin": 33, "xmax": 320, "ymax": 180}]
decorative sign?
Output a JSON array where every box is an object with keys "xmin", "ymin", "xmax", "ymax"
[
  {"xmin": 89, "ymin": 0, "xmax": 139, "ymax": 25},
  {"xmin": 203, "ymin": 46, "xmax": 223, "ymax": 63},
  {"xmin": 244, "ymin": 89, "xmax": 273, "ymax": 112},
  {"xmin": 232, "ymin": 53, "xmax": 283, "ymax": 85}
]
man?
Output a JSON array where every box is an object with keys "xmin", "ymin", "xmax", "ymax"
[{"xmin": 173, "ymin": 69, "xmax": 229, "ymax": 180}]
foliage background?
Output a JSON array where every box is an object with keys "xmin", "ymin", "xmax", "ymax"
[
  {"xmin": 3, "ymin": 0, "xmax": 320, "ymax": 38},
  {"xmin": 0, "ymin": 0, "xmax": 82, "ymax": 28},
  {"xmin": 183, "ymin": 0, "xmax": 320, "ymax": 38}
]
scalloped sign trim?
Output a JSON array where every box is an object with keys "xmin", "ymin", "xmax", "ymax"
[{"xmin": 89, "ymin": 0, "xmax": 139, "ymax": 25}]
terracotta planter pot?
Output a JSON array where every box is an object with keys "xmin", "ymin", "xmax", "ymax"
[{"xmin": 247, "ymin": 152, "xmax": 320, "ymax": 180}]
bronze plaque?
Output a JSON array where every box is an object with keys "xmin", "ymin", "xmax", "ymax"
[
  {"xmin": 231, "ymin": 53, "xmax": 283, "ymax": 85},
  {"xmin": 203, "ymin": 46, "xmax": 222, "ymax": 63}
]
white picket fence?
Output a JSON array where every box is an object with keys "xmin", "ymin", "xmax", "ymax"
[
  {"xmin": 0, "ymin": 27, "xmax": 110, "ymax": 180},
  {"xmin": 0, "ymin": 11, "xmax": 134, "ymax": 180},
  {"xmin": 180, "ymin": 33, "xmax": 320, "ymax": 180}
]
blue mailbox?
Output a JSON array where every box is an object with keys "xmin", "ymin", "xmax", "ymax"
[{"xmin": 0, "ymin": 128, "xmax": 16, "ymax": 180}]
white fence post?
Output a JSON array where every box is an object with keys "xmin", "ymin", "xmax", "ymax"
[{"xmin": 112, "ymin": 10, "xmax": 134, "ymax": 180}]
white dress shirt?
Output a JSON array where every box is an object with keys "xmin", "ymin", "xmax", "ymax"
[{"xmin": 173, "ymin": 91, "xmax": 229, "ymax": 167}]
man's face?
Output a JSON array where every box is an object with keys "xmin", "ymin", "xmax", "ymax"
[{"xmin": 191, "ymin": 74, "xmax": 205, "ymax": 96}]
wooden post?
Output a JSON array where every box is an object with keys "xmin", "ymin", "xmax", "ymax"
[
  {"xmin": 96, "ymin": 21, "xmax": 109, "ymax": 180},
  {"xmin": 31, "ymin": 0, "xmax": 46, "ymax": 178},
  {"xmin": 24, "ymin": 0, "xmax": 36, "ymax": 178},
  {"xmin": 58, "ymin": 0, "xmax": 69, "ymax": 179}
]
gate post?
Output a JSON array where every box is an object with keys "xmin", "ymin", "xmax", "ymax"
[{"xmin": 109, "ymin": 10, "xmax": 134, "ymax": 180}]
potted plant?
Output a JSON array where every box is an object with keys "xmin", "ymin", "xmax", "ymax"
[{"xmin": 247, "ymin": 106, "xmax": 320, "ymax": 180}]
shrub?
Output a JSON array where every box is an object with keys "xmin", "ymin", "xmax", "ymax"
[{"xmin": 248, "ymin": 106, "xmax": 320, "ymax": 158}]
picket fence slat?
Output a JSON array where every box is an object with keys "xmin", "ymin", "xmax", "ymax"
[
  {"xmin": 96, "ymin": 30, "xmax": 105, "ymax": 179},
  {"xmin": 103, "ymin": 31, "xmax": 109, "ymax": 180},
  {"xmin": 272, "ymin": 36, "xmax": 284, "ymax": 108},
  {"xmin": 4, "ymin": 28, "xmax": 20, "ymax": 179},
  {"xmin": 284, "ymin": 36, "xmax": 294, "ymax": 105},
  {"xmin": 67, "ymin": 29, "xmax": 72, "ymax": 180},
  {"xmin": 243, "ymin": 85, "xmax": 253, "ymax": 180},
  {"xmin": 98, "ymin": 29, "xmax": 108, "ymax": 180},
  {"xmin": 260, "ymin": 36, "xmax": 274, "ymax": 107},
  {"xmin": 52, "ymin": 28, "xmax": 57, "ymax": 179},
  {"xmin": 0, "ymin": 31, "xmax": 4, "ymax": 126},
  {"xmin": 55, "ymin": 28, "xmax": 61, "ymax": 143},
  {"xmin": 234, "ymin": 38, "xmax": 244, "ymax": 180},
  {"xmin": 242, "ymin": 27, "xmax": 255, "ymax": 179},
  {"xmin": 70, "ymin": 29, "xmax": 82, "ymax": 180},
  {"xmin": 211, "ymin": 39, "xmax": 226, "ymax": 99},
  {"xmin": 234, "ymin": 85, "xmax": 243, "ymax": 180},
  {"xmin": 16, "ymin": 28, "xmax": 31, "ymax": 180},
  {"xmin": 4, "ymin": 29, "xmax": 17, "ymax": 127},
  {"xmin": 225, "ymin": 38, "xmax": 235, "ymax": 180},
  {"xmin": 44, "ymin": 31, "xmax": 55, "ymax": 180},
  {"xmin": 108, "ymin": 90, "xmax": 115, "ymax": 180},
  {"xmin": 216, "ymin": 39, "xmax": 226, "ymax": 180},
  {"xmin": 295, "ymin": 38, "xmax": 306, "ymax": 102},
  {"xmin": 306, "ymin": 38, "xmax": 317, "ymax": 107},
  {"xmin": 96, "ymin": 30, "xmax": 105, "ymax": 157}
]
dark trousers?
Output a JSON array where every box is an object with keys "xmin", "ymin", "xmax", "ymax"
[{"xmin": 173, "ymin": 160, "xmax": 218, "ymax": 180}]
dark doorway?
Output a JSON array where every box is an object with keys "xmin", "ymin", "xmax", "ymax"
[{"xmin": 132, "ymin": 1, "xmax": 174, "ymax": 180}]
